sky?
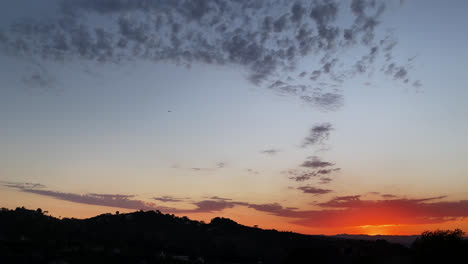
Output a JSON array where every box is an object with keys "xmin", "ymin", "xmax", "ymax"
[{"xmin": 1, "ymin": 0, "xmax": 468, "ymax": 236}]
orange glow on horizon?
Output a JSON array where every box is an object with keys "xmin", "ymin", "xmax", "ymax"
[{"xmin": 2, "ymin": 188, "xmax": 467, "ymax": 236}]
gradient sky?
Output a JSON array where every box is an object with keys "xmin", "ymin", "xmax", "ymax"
[{"xmin": 1, "ymin": 0, "xmax": 468, "ymax": 235}]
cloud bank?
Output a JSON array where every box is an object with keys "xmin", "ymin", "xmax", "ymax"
[
  {"xmin": 5, "ymin": 183, "xmax": 467, "ymax": 229},
  {"xmin": 0, "ymin": 0, "xmax": 419, "ymax": 108}
]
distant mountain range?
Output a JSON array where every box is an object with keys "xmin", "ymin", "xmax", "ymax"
[
  {"xmin": 333, "ymin": 234, "xmax": 420, "ymax": 247},
  {"xmin": 1, "ymin": 207, "xmax": 466, "ymax": 264}
]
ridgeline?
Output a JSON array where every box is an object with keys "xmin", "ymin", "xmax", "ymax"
[{"xmin": 1, "ymin": 207, "xmax": 466, "ymax": 264}]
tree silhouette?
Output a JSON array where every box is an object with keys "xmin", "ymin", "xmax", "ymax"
[{"xmin": 412, "ymin": 229, "xmax": 467, "ymax": 264}]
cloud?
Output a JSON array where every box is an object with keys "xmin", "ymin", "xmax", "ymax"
[
  {"xmin": 289, "ymin": 195, "xmax": 468, "ymax": 228},
  {"xmin": 186, "ymin": 194, "xmax": 468, "ymax": 229},
  {"xmin": 300, "ymin": 93, "xmax": 343, "ymax": 111},
  {"xmin": 0, "ymin": 0, "xmax": 419, "ymax": 108},
  {"xmin": 21, "ymin": 189, "xmax": 168, "ymax": 211},
  {"xmin": 381, "ymin": 194, "xmax": 398, "ymax": 199},
  {"xmin": 246, "ymin": 168, "xmax": 259, "ymax": 174},
  {"xmin": 191, "ymin": 167, "xmax": 210, "ymax": 171},
  {"xmin": 317, "ymin": 168, "xmax": 340, "ymax": 175},
  {"xmin": 1, "ymin": 181, "xmax": 46, "ymax": 189},
  {"xmin": 260, "ymin": 149, "xmax": 281, "ymax": 155},
  {"xmin": 190, "ymin": 199, "xmax": 248, "ymax": 213},
  {"xmin": 318, "ymin": 177, "xmax": 333, "ymax": 184},
  {"xmin": 287, "ymin": 170, "xmax": 318, "ymax": 182},
  {"xmin": 413, "ymin": 80, "xmax": 422, "ymax": 88},
  {"xmin": 285, "ymin": 166, "xmax": 340, "ymax": 182},
  {"xmin": 302, "ymin": 123, "xmax": 333, "ymax": 147},
  {"xmin": 3, "ymin": 182, "xmax": 173, "ymax": 211},
  {"xmin": 6, "ymin": 183, "xmax": 468, "ymax": 229},
  {"xmin": 153, "ymin": 196, "xmax": 186, "ymax": 203},
  {"xmin": 297, "ymin": 186, "xmax": 333, "ymax": 195},
  {"xmin": 301, "ymin": 156, "xmax": 334, "ymax": 168},
  {"xmin": 208, "ymin": 196, "xmax": 233, "ymax": 201},
  {"xmin": 175, "ymin": 162, "xmax": 226, "ymax": 171}
]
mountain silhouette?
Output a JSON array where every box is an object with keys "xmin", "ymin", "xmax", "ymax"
[{"xmin": 1, "ymin": 207, "xmax": 466, "ymax": 264}]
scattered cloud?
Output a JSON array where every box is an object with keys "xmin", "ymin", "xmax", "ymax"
[
  {"xmin": 153, "ymin": 196, "xmax": 186, "ymax": 203},
  {"xmin": 297, "ymin": 186, "xmax": 333, "ymax": 195},
  {"xmin": 300, "ymin": 93, "xmax": 343, "ymax": 111},
  {"xmin": 319, "ymin": 177, "xmax": 333, "ymax": 184},
  {"xmin": 4, "ymin": 182, "xmax": 173, "ymax": 211},
  {"xmin": 260, "ymin": 149, "xmax": 281, "ymax": 155},
  {"xmin": 191, "ymin": 167, "xmax": 211, "ymax": 171},
  {"xmin": 0, "ymin": 0, "xmax": 419, "ymax": 106},
  {"xmin": 190, "ymin": 199, "xmax": 247, "ymax": 213},
  {"xmin": 287, "ymin": 170, "xmax": 319, "ymax": 182},
  {"xmin": 302, "ymin": 123, "xmax": 333, "ymax": 147},
  {"xmin": 381, "ymin": 194, "xmax": 398, "ymax": 199},
  {"xmin": 21, "ymin": 189, "xmax": 167, "ymax": 211},
  {"xmin": 285, "ymin": 166, "xmax": 339, "ymax": 182},
  {"xmin": 301, "ymin": 156, "xmax": 334, "ymax": 168},
  {"xmin": 317, "ymin": 168, "xmax": 340, "ymax": 175},
  {"xmin": 246, "ymin": 169, "xmax": 259, "ymax": 174},
  {"xmin": 208, "ymin": 196, "xmax": 233, "ymax": 201},
  {"xmin": 1, "ymin": 181, "xmax": 46, "ymax": 189}
]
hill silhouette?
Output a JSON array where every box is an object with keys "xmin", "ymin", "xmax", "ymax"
[{"xmin": 1, "ymin": 207, "xmax": 466, "ymax": 264}]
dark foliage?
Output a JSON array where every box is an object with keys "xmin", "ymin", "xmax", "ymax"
[
  {"xmin": 411, "ymin": 229, "xmax": 467, "ymax": 264},
  {"xmin": 0, "ymin": 207, "xmax": 465, "ymax": 264}
]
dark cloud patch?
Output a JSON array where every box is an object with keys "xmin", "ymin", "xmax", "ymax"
[
  {"xmin": 297, "ymin": 186, "xmax": 333, "ymax": 195},
  {"xmin": 88, "ymin": 193, "xmax": 135, "ymax": 199},
  {"xmin": 260, "ymin": 149, "xmax": 280, "ymax": 155},
  {"xmin": 291, "ymin": 2, "xmax": 306, "ymax": 24},
  {"xmin": 317, "ymin": 168, "xmax": 340, "ymax": 175},
  {"xmin": 300, "ymin": 93, "xmax": 343, "ymax": 110},
  {"xmin": 318, "ymin": 177, "xmax": 333, "ymax": 184},
  {"xmin": 285, "ymin": 166, "xmax": 339, "ymax": 182},
  {"xmin": 1, "ymin": 181, "xmax": 46, "ymax": 189},
  {"xmin": 301, "ymin": 156, "xmax": 334, "ymax": 168},
  {"xmin": 381, "ymin": 194, "xmax": 398, "ymax": 199},
  {"xmin": 153, "ymin": 196, "xmax": 186, "ymax": 203},
  {"xmin": 393, "ymin": 67, "xmax": 408, "ymax": 80},
  {"xmin": 302, "ymin": 123, "xmax": 333, "ymax": 147},
  {"xmin": 208, "ymin": 196, "xmax": 233, "ymax": 201},
  {"xmin": 248, "ymin": 203, "xmax": 286, "ymax": 214},
  {"xmin": 2, "ymin": 181, "xmax": 175, "ymax": 211},
  {"xmin": 191, "ymin": 167, "xmax": 209, "ymax": 171},
  {"xmin": 413, "ymin": 80, "xmax": 422, "ymax": 88},
  {"xmin": 1, "ymin": 0, "xmax": 418, "ymax": 107},
  {"xmin": 246, "ymin": 168, "xmax": 259, "ymax": 174},
  {"xmin": 318, "ymin": 195, "xmax": 362, "ymax": 207},
  {"xmin": 22, "ymin": 189, "xmax": 169, "ymax": 211},
  {"xmin": 190, "ymin": 200, "xmax": 247, "ymax": 213},
  {"xmin": 288, "ymin": 170, "xmax": 318, "ymax": 182},
  {"xmin": 216, "ymin": 162, "xmax": 226, "ymax": 168}
]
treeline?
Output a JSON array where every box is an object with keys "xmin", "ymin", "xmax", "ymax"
[{"xmin": 0, "ymin": 207, "xmax": 466, "ymax": 264}]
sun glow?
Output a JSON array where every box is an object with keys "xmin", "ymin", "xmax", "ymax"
[{"xmin": 355, "ymin": 224, "xmax": 405, "ymax": 236}]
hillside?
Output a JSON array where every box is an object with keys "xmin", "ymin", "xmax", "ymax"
[{"xmin": 0, "ymin": 207, "xmax": 465, "ymax": 264}]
